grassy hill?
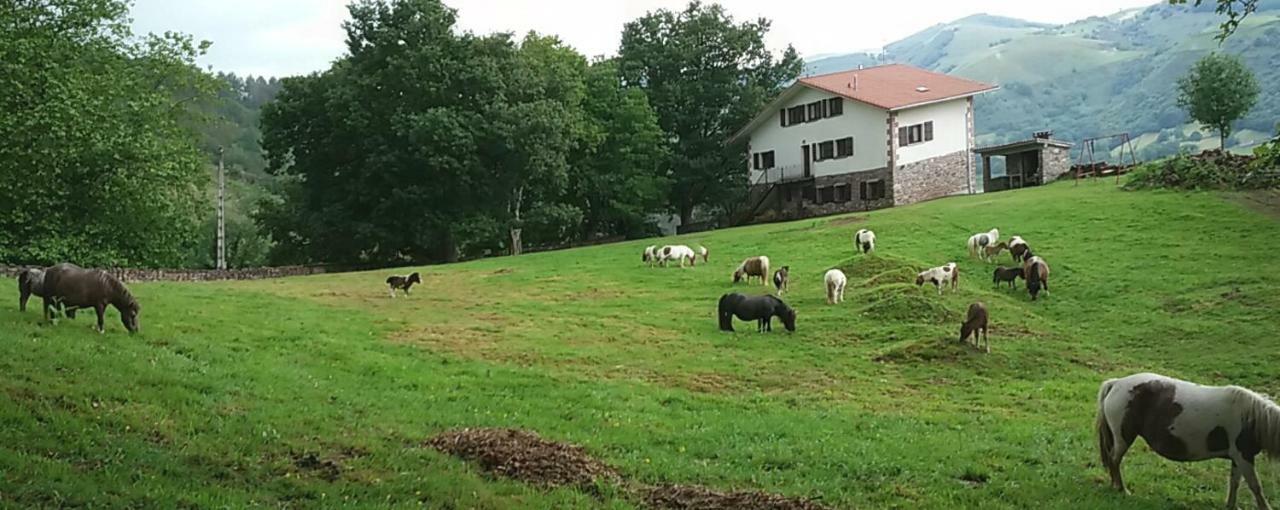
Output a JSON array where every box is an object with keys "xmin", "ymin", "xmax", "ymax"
[
  {"xmin": 3, "ymin": 183, "xmax": 1280, "ymax": 508},
  {"xmin": 806, "ymin": 2, "xmax": 1280, "ymax": 161}
]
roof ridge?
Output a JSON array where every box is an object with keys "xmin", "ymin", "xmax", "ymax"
[{"xmin": 799, "ymin": 62, "xmax": 902, "ymax": 81}]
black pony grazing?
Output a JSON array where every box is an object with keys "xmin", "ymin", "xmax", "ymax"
[
  {"xmin": 386, "ymin": 272, "xmax": 422, "ymax": 298},
  {"xmin": 42, "ymin": 263, "xmax": 140, "ymax": 333},
  {"xmin": 718, "ymin": 292, "xmax": 797, "ymax": 332}
]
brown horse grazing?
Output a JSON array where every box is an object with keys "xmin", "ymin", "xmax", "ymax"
[
  {"xmin": 386, "ymin": 272, "xmax": 422, "ymax": 298},
  {"xmin": 1023, "ymin": 256, "xmax": 1050, "ymax": 300},
  {"xmin": 42, "ymin": 263, "xmax": 139, "ymax": 333},
  {"xmin": 960, "ymin": 302, "xmax": 989, "ymax": 352}
]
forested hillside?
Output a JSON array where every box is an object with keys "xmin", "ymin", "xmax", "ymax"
[{"xmin": 807, "ymin": 1, "xmax": 1280, "ymax": 158}]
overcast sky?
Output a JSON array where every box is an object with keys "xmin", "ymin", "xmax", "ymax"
[{"xmin": 130, "ymin": 0, "xmax": 1159, "ymax": 77}]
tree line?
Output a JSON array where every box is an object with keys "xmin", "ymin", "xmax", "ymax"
[{"xmin": 259, "ymin": 0, "xmax": 800, "ymax": 264}]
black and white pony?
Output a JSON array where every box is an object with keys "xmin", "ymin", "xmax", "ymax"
[
  {"xmin": 386, "ymin": 272, "xmax": 421, "ymax": 298},
  {"xmin": 1098, "ymin": 372, "xmax": 1280, "ymax": 509},
  {"xmin": 967, "ymin": 228, "xmax": 1000, "ymax": 259},
  {"xmin": 853, "ymin": 229, "xmax": 876, "ymax": 254},
  {"xmin": 717, "ymin": 293, "xmax": 796, "ymax": 332}
]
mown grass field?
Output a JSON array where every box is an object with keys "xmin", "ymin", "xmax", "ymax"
[{"xmin": 3, "ymin": 182, "xmax": 1280, "ymax": 509}]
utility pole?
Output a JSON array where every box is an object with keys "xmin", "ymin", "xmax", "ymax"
[{"xmin": 216, "ymin": 146, "xmax": 226, "ymax": 270}]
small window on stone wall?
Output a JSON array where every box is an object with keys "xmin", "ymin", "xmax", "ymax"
[
  {"xmin": 819, "ymin": 186, "xmax": 835, "ymax": 203},
  {"xmin": 836, "ymin": 184, "xmax": 851, "ymax": 202},
  {"xmin": 860, "ymin": 179, "xmax": 886, "ymax": 201},
  {"xmin": 802, "ymin": 185, "xmax": 816, "ymax": 202}
]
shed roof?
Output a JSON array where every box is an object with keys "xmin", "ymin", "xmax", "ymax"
[{"xmin": 975, "ymin": 138, "xmax": 1073, "ymax": 156}]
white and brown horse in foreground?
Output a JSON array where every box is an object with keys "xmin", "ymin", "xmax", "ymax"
[{"xmin": 1098, "ymin": 372, "xmax": 1280, "ymax": 509}]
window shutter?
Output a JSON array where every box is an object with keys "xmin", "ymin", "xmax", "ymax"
[
  {"xmin": 924, "ymin": 121, "xmax": 934, "ymax": 141},
  {"xmin": 898, "ymin": 126, "xmax": 909, "ymax": 147},
  {"xmin": 780, "ymin": 109, "xmax": 788, "ymax": 127},
  {"xmin": 860, "ymin": 181, "xmax": 868, "ymax": 200},
  {"xmin": 753, "ymin": 153, "xmax": 760, "ymax": 170}
]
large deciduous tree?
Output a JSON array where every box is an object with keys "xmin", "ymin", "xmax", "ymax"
[
  {"xmin": 618, "ymin": 1, "xmax": 802, "ymax": 225},
  {"xmin": 261, "ymin": 0, "xmax": 669, "ymax": 264},
  {"xmin": 1176, "ymin": 52, "xmax": 1259, "ymax": 149},
  {"xmin": 0, "ymin": 0, "xmax": 215, "ymax": 267}
]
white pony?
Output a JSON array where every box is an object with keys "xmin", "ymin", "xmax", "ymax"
[
  {"xmin": 967, "ymin": 228, "xmax": 1000, "ymax": 259},
  {"xmin": 1098, "ymin": 373, "xmax": 1280, "ymax": 509},
  {"xmin": 698, "ymin": 245, "xmax": 709, "ymax": 264},
  {"xmin": 656, "ymin": 245, "xmax": 697, "ymax": 267},
  {"xmin": 853, "ymin": 229, "xmax": 876, "ymax": 255},
  {"xmin": 824, "ymin": 269, "xmax": 847, "ymax": 304},
  {"xmin": 915, "ymin": 263, "xmax": 958, "ymax": 294},
  {"xmin": 642, "ymin": 245, "xmax": 658, "ymax": 266}
]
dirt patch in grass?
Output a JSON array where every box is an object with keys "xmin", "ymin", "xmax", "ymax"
[
  {"xmin": 874, "ymin": 338, "xmax": 974, "ymax": 364},
  {"xmin": 1234, "ymin": 190, "xmax": 1280, "ymax": 219},
  {"xmin": 641, "ymin": 484, "xmax": 829, "ymax": 510},
  {"xmin": 426, "ymin": 428, "xmax": 620, "ymax": 489},
  {"xmin": 291, "ymin": 452, "xmax": 344, "ymax": 481},
  {"xmin": 427, "ymin": 428, "xmax": 831, "ymax": 509},
  {"xmin": 825, "ymin": 215, "xmax": 866, "ymax": 227}
]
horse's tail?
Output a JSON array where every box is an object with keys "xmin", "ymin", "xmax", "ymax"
[
  {"xmin": 1097, "ymin": 379, "xmax": 1118, "ymax": 470},
  {"xmin": 717, "ymin": 294, "xmax": 734, "ymax": 331},
  {"xmin": 17, "ymin": 271, "xmax": 31, "ymax": 293}
]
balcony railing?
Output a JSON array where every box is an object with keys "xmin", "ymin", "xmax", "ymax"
[{"xmin": 750, "ymin": 164, "xmax": 811, "ymax": 186}]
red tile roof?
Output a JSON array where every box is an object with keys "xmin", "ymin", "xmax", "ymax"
[{"xmin": 799, "ymin": 63, "xmax": 997, "ymax": 111}]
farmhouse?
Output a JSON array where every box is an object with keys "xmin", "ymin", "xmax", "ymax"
[{"xmin": 731, "ymin": 64, "xmax": 996, "ymax": 221}]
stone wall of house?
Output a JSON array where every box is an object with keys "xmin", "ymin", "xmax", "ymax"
[
  {"xmin": 1040, "ymin": 145, "xmax": 1072, "ymax": 182},
  {"xmin": 750, "ymin": 167, "xmax": 893, "ymax": 222},
  {"xmin": 892, "ymin": 149, "xmax": 970, "ymax": 206},
  {"xmin": 0, "ymin": 265, "xmax": 328, "ymax": 282}
]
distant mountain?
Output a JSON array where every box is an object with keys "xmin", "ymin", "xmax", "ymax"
[{"xmin": 805, "ymin": 1, "xmax": 1280, "ymax": 160}]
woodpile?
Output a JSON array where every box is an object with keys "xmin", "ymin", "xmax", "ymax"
[{"xmin": 1189, "ymin": 148, "xmax": 1255, "ymax": 168}]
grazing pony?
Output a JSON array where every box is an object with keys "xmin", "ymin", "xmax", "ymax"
[
  {"xmin": 733, "ymin": 256, "xmax": 770, "ymax": 285},
  {"xmin": 967, "ymin": 228, "xmax": 1000, "ymax": 259},
  {"xmin": 824, "ymin": 269, "xmax": 847, "ymax": 304},
  {"xmin": 698, "ymin": 245, "xmax": 709, "ymax": 264},
  {"xmin": 42, "ymin": 263, "xmax": 139, "ymax": 333},
  {"xmin": 992, "ymin": 266, "xmax": 1022, "ymax": 289},
  {"xmin": 717, "ymin": 293, "xmax": 796, "ymax": 332},
  {"xmin": 772, "ymin": 266, "xmax": 790, "ymax": 296},
  {"xmin": 981, "ymin": 241, "xmax": 1009, "ymax": 262},
  {"xmin": 915, "ymin": 263, "xmax": 959, "ymax": 294},
  {"xmin": 853, "ymin": 229, "xmax": 876, "ymax": 254},
  {"xmin": 1023, "ymin": 256, "xmax": 1050, "ymax": 300},
  {"xmin": 386, "ymin": 272, "xmax": 422, "ymax": 298},
  {"xmin": 960, "ymin": 302, "xmax": 989, "ymax": 352},
  {"xmin": 17, "ymin": 268, "xmax": 45, "ymax": 312},
  {"xmin": 642, "ymin": 245, "xmax": 658, "ymax": 266},
  {"xmin": 1097, "ymin": 372, "xmax": 1280, "ymax": 509},
  {"xmin": 658, "ymin": 245, "xmax": 698, "ymax": 267},
  {"xmin": 1008, "ymin": 236, "xmax": 1031, "ymax": 262}
]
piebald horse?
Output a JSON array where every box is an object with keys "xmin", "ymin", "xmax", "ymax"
[{"xmin": 1098, "ymin": 372, "xmax": 1280, "ymax": 509}]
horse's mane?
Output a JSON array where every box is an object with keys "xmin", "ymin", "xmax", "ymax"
[
  {"xmin": 98, "ymin": 271, "xmax": 137, "ymax": 309},
  {"xmin": 1231, "ymin": 385, "xmax": 1280, "ymax": 457}
]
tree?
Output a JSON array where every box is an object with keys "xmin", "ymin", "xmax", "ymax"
[
  {"xmin": 0, "ymin": 0, "xmax": 215, "ymax": 267},
  {"xmin": 1176, "ymin": 53, "xmax": 1259, "ymax": 149},
  {"xmin": 1169, "ymin": 0, "xmax": 1259, "ymax": 41},
  {"xmin": 618, "ymin": 2, "xmax": 802, "ymax": 225}
]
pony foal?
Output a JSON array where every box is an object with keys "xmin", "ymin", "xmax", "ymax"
[
  {"xmin": 772, "ymin": 266, "xmax": 790, "ymax": 296},
  {"xmin": 386, "ymin": 272, "xmax": 422, "ymax": 298}
]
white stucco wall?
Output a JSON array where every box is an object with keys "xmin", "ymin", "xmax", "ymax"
[
  {"xmin": 747, "ymin": 86, "xmax": 889, "ymax": 181},
  {"xmin": 894, "ymin": 98, "xmax": 969, "ymax": 165}
]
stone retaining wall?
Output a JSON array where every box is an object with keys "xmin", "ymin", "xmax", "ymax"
[
  {"xmin": 0, "ymin": 265, "xmax": 327, "ymax": 282},
  {"xmin": 893, "ymin": 150, "xmax": 970, "ymax": 206}
]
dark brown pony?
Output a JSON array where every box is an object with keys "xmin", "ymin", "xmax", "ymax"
[
  {"xmin": 42, "ymin": 263, "xmax": 139, "ymax": 333},
  {"xmin": 960, "ymin": 302, "xmax": 989, "ymax": 352},
  {"xmin": 18, "ymin": 268, "xmax": 45, "ymax": 312}
]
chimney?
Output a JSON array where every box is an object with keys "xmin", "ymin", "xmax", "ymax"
[{"xmin": 848, "ymin": 75, "xmax": 858, "ymax": 90}]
